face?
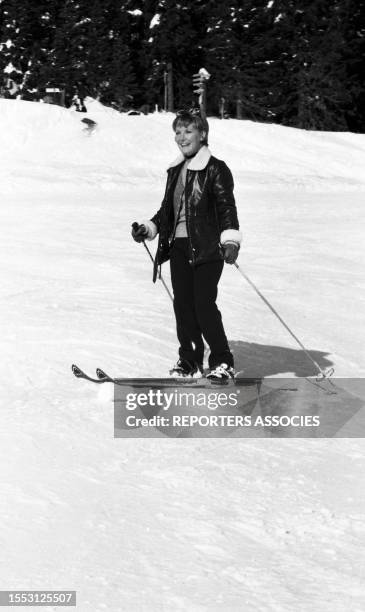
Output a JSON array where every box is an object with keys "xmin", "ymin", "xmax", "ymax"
[{"xmin": 174, "ymin": 122, "xmax": 205, "ymax": 157}]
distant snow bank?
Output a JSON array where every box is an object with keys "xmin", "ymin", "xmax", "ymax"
[{"xmin": 0, "ymin": 97, "xmax": 364, "ymax": 192}]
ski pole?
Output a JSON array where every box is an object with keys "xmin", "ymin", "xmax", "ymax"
[
  {"xmin": 132, "ymin": 223, "xmax": 173, "ymax": 302},
  {"xmin": 233, "ymin": 262, "xmax": 334, "ymax": 380}
]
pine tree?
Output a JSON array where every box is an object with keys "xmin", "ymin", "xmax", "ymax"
[
  {"xmin": 0, "ymin": 0, "xmax": 363, "ymax": 130},
  {"xmin": 0, "ymin": 0, "xmax": 60, "ymax": 99},
  {"xmin": 201, "ymin": 0, "xmax": 287, "ymax": 120},
  {"xmin": 50, "ymin": 1, "xmax": 138, "ymax": 107},
  {"xmin": 134, "ymin": 0, "xmax": 162, "ymax": 106},
  {"xmin": 102, "ymin": 34, "xmax": 139, "ymax": 109},
  {"xmin": 51, "ymin": 0, "xmax": 93, "ymax": 101},
  {"xmin": 124, "ymin": 0, "xmax": 151, "ymax": 107},
  {"xmin": 99, "ymin": 2, "xmax": 139, "ymax": 109},
  {"xmin": 273, "ymin": 0, "xmax": 351, "ymax": 130},
  {"xmin": 343, "ymin": 0, "xmax": 365, "ymax": 132},
  {"xmin": 147, "ymin": 0, "xmax": 207, "ymax": 110}
]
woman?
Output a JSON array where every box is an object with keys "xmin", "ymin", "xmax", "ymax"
[{"xmin": 132, "ymin": 110, "xmax": 242, "ymax": 380}]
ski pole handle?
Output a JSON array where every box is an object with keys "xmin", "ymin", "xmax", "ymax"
[{"xmin": 131, "ymin": 221, "xmax": 148, "ymax": 244}]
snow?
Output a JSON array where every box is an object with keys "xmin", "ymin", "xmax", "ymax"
[
  {"xmin": 1, "ymin": 97, "xmax": 365, "ymax": 611},
  {"xmin": 128, "ymin": 9, "xmax": 143, "ymax": 17},
  {"xmin": 150, "ymin": 14, "xmax": 161, "ymax": 29},
  {"xmin": 4, "ymin": 61, "xmax": 21, "ymax": 74}
]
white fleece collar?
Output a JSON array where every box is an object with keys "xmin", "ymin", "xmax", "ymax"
[{"xmin": 168, "ymin": 146, "xmax": 212, "ymax": 171}]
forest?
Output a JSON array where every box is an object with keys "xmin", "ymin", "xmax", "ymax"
[{"xmin": 0, "ymin": 0, "xmax": 364, "ymax": 131}]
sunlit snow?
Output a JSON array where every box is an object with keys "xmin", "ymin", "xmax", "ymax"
[{"xmin": 1, "ymin": 97, "xmax": 365, "ymax": 611}]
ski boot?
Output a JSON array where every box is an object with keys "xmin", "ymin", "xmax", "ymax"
[
  {"xmin": 169, "ymin": 359, "xmax": 203, "ymax": 378},
  {"xmin": 207, "ymin": 363, "xmax": 235, "ymax": 384}
]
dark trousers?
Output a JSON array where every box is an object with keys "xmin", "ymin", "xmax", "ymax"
[{"xmin": 170, "ymin": 238, "xmax": 233, "ymax": 368}]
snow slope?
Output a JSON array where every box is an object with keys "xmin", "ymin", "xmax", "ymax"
[
  {"xmin": 1, "ymin": 98, "xmax": 365, "ymax": 611},
  {"xmin": 1, "ymin": 97, "xmax": 364, "ymax": 193}
]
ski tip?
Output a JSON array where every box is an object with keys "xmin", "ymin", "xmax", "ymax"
[
  {"xmin": 71, "ymin": 364, "xmax": 83, "ymax": 378},
  {"xmin": 96, "ymin": 368, "xmax": 108, "ymax": 380}
]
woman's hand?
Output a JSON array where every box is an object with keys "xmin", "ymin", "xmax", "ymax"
[
  {"xmin": 223, "ymin": 242, "xmax": 239, "ymax": 264},
  {"xmin": 131, "ymin": 223, "xmax": 148, "ymax": 243}
]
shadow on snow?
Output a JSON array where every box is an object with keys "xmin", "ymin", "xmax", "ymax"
[{"xmin": 229, "ymin": 340, "xmax": 334, "ymax": 378}]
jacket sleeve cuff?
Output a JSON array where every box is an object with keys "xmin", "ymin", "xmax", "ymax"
[
  {"xmin": 220, "ymin": 228, "xmax": 242, "ymax": 246},
  {"xmin": 143, "ymin": 220, "xmax": 158, "ymax": 241}
]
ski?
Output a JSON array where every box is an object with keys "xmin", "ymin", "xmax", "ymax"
[
  {"xmin": 95, "ymin": 367, "xmax": 114, "ymax": 382},
  {"xmin": 96, "ymin": 367, "xmax": 209, "ymax": 388},
  {"xmin": 72, "ymin": 364, "xmax": 206, "ymax": 387},
  {"xmin": 72, "ymin": 364, "xmax": 109, "ymax": 384},
  {"xmin": 95, "ymin": 368, "xmax": 251, "ymax": 387},
  {"xmin": 72, "ymin": 364, "xmax": 258, "ymax": 388}
]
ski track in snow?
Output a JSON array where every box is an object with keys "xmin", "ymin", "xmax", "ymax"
[{"xmin": 0, "ymin": 98, "xmax": 365, "ymax": 611}]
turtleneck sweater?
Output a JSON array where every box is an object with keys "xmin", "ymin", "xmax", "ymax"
[{"xmin": 173, "ymin": 158, "xmax": 190, "ymax": 238}]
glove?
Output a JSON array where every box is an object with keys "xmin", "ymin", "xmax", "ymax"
[
  {"xmin": 131, "ymin": 223, "xmax": 148, "ymax": 243},
  {"xmin": 223, "ymin": 242, "xmax": 239, "ymax": 264}
]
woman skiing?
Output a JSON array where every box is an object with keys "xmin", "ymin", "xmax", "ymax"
[{"xmin": 132, "ymin": 110, "xmax": 242, "ymax": 381}]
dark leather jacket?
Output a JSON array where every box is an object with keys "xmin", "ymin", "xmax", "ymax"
[{"xmin": 151, "ymin": 147, "xmax": 240, "ymax": 281}]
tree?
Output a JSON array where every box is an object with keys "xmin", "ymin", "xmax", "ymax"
[
  {"xmin": 273, "ymin": 0, "xmax": 351, "ymax": 130},
  {"xmin": 343, "ymin": 0, "xmax": 365, "ymax": 132},
  {"xmin": 50, "ymin": 1, "xmax": 139, "ymax": 107},
  {"xmin": 204, "ymin": 0, "xmax": 284, "ymax": 120},
  {"xmin": 147, "ymin": 0, "xmax": 207, "ymax": 109},
  {"xmin": 0, "ymin": 0, "xmax": 363, "ymax": 130},
  {"xmin": 0, "ymin": 0, "xmax": 60, "ymax": 99}
]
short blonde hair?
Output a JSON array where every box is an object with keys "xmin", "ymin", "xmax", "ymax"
[{"xmin": 172, "ymin": 110, "xmax": 209, "ymax": 145}]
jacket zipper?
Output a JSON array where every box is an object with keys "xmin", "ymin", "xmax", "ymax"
[{"xmin": 185, "ymin": 170, "xmax": 196, "ymax": 265}]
